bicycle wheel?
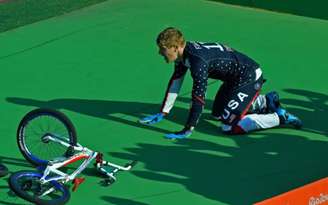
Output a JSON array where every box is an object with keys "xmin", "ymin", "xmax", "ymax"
[
  {"xmin": 17, "ymin": 108, "xmax": 77, "ymax": 166},
  {"xmin": 0, "ymin": 163, "xmax": 9, "ymax": 177},
  {"xmin": 9, "ymin": 170, "xmax": 70, "ymax": 205}
]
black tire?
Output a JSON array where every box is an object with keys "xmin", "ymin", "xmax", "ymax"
[
  {"xmin": 0, "ymin": 163, "xmax": 9, "ymax": 177},
  {"xmin": 17, "ymin": 108, "xmax": 77, "ymax": 166},
  {"xmin": 9, "ymin": 170, "xmax": 70, "ymax": 205}
]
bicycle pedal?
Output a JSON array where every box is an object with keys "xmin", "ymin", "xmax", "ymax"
[{"xmin": 72, "ymin": 177, "xmax": 85, "ymax": 192}]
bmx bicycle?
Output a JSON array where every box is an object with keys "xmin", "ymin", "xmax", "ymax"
[{"xmin": 9, "ymin": 108, "xmax": 136, "ymax": 205}]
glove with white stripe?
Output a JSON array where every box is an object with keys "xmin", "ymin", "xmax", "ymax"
[{"xmin": 139, "ymin": 113, "xmax": 165, "ymax": 125}]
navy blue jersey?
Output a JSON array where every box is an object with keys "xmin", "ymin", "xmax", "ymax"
[{"xmin": 161, "ymin": 41, "xmax": 262, "ymax": 128}]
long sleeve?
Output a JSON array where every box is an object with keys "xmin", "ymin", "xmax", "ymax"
[
  {"xmin": 185, "ymin": 56, "xmax": 208, "ymax": 127},
  {"xmin": 160, "ymin": 61, "xmax": 188, "ymax": 114}
]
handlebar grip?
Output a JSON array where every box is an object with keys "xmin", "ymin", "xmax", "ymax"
[{"xmin": 125, "ymin": 160, "xmax": 137, "ymax": 168}]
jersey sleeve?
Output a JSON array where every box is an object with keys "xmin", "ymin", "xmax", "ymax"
[
  {"xmin": 160, "ymin": 61, "xmax": 188, "ymax": 114},
  {"xmin": 185, "ymin": 56, "xmax": 208, "ymax": 127}
]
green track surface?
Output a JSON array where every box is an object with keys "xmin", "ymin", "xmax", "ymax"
[
  {"xmin": 0, "ymin": 0, "xmax": 107, "ymax": 32},
  {"xmin": 208, "ymin": 0, "xmax": 328, "ymax": 20},
  {"xmin": 0, "ymin": 0, "xmax": 327, "ymax": 204}
]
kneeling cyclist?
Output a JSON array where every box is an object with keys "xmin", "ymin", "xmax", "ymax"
[{"xmin": 140, "ymin": 27, "xmax": 302, "ymax": 139}]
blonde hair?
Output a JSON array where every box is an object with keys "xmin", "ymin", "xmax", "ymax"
[{"xmin": 156, "ymin": 27, "xmax": 185, "ymax": 48}]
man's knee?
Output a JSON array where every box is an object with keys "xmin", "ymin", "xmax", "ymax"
[
  {"xmin": 222, "ymin": 124, "xmax": 246, "ymax": 135},
  {"xmin": 230, "ymin": 125, "xmax": 247, "ymax": 134}
]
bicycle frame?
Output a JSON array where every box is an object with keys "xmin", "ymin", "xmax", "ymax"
[{"xmin": 38, "ymin": 134, "xmax": 134, "ymax": 186}]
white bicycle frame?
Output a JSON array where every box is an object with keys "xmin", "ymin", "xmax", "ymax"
[{"xmin": 38, "ymin": 134, "xmax": 134, "ymax": 187}]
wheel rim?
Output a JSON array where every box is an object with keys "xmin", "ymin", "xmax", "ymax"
[
  {"xmin": 14, "ymin": 172, "xmax": 69, "ymax": 203},
  {"xmin": 21, "ymin": 114, "xmax": 72, "ymax": 164}
]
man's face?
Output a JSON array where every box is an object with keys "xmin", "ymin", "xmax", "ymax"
[{"xmin": 158, "ymin": 46, "xmax": 178, "ymax": 63}]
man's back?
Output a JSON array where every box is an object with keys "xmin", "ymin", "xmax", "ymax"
[{"xmin": 182, "ymin": 41, "xmax": 260, "ymax": 85}]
